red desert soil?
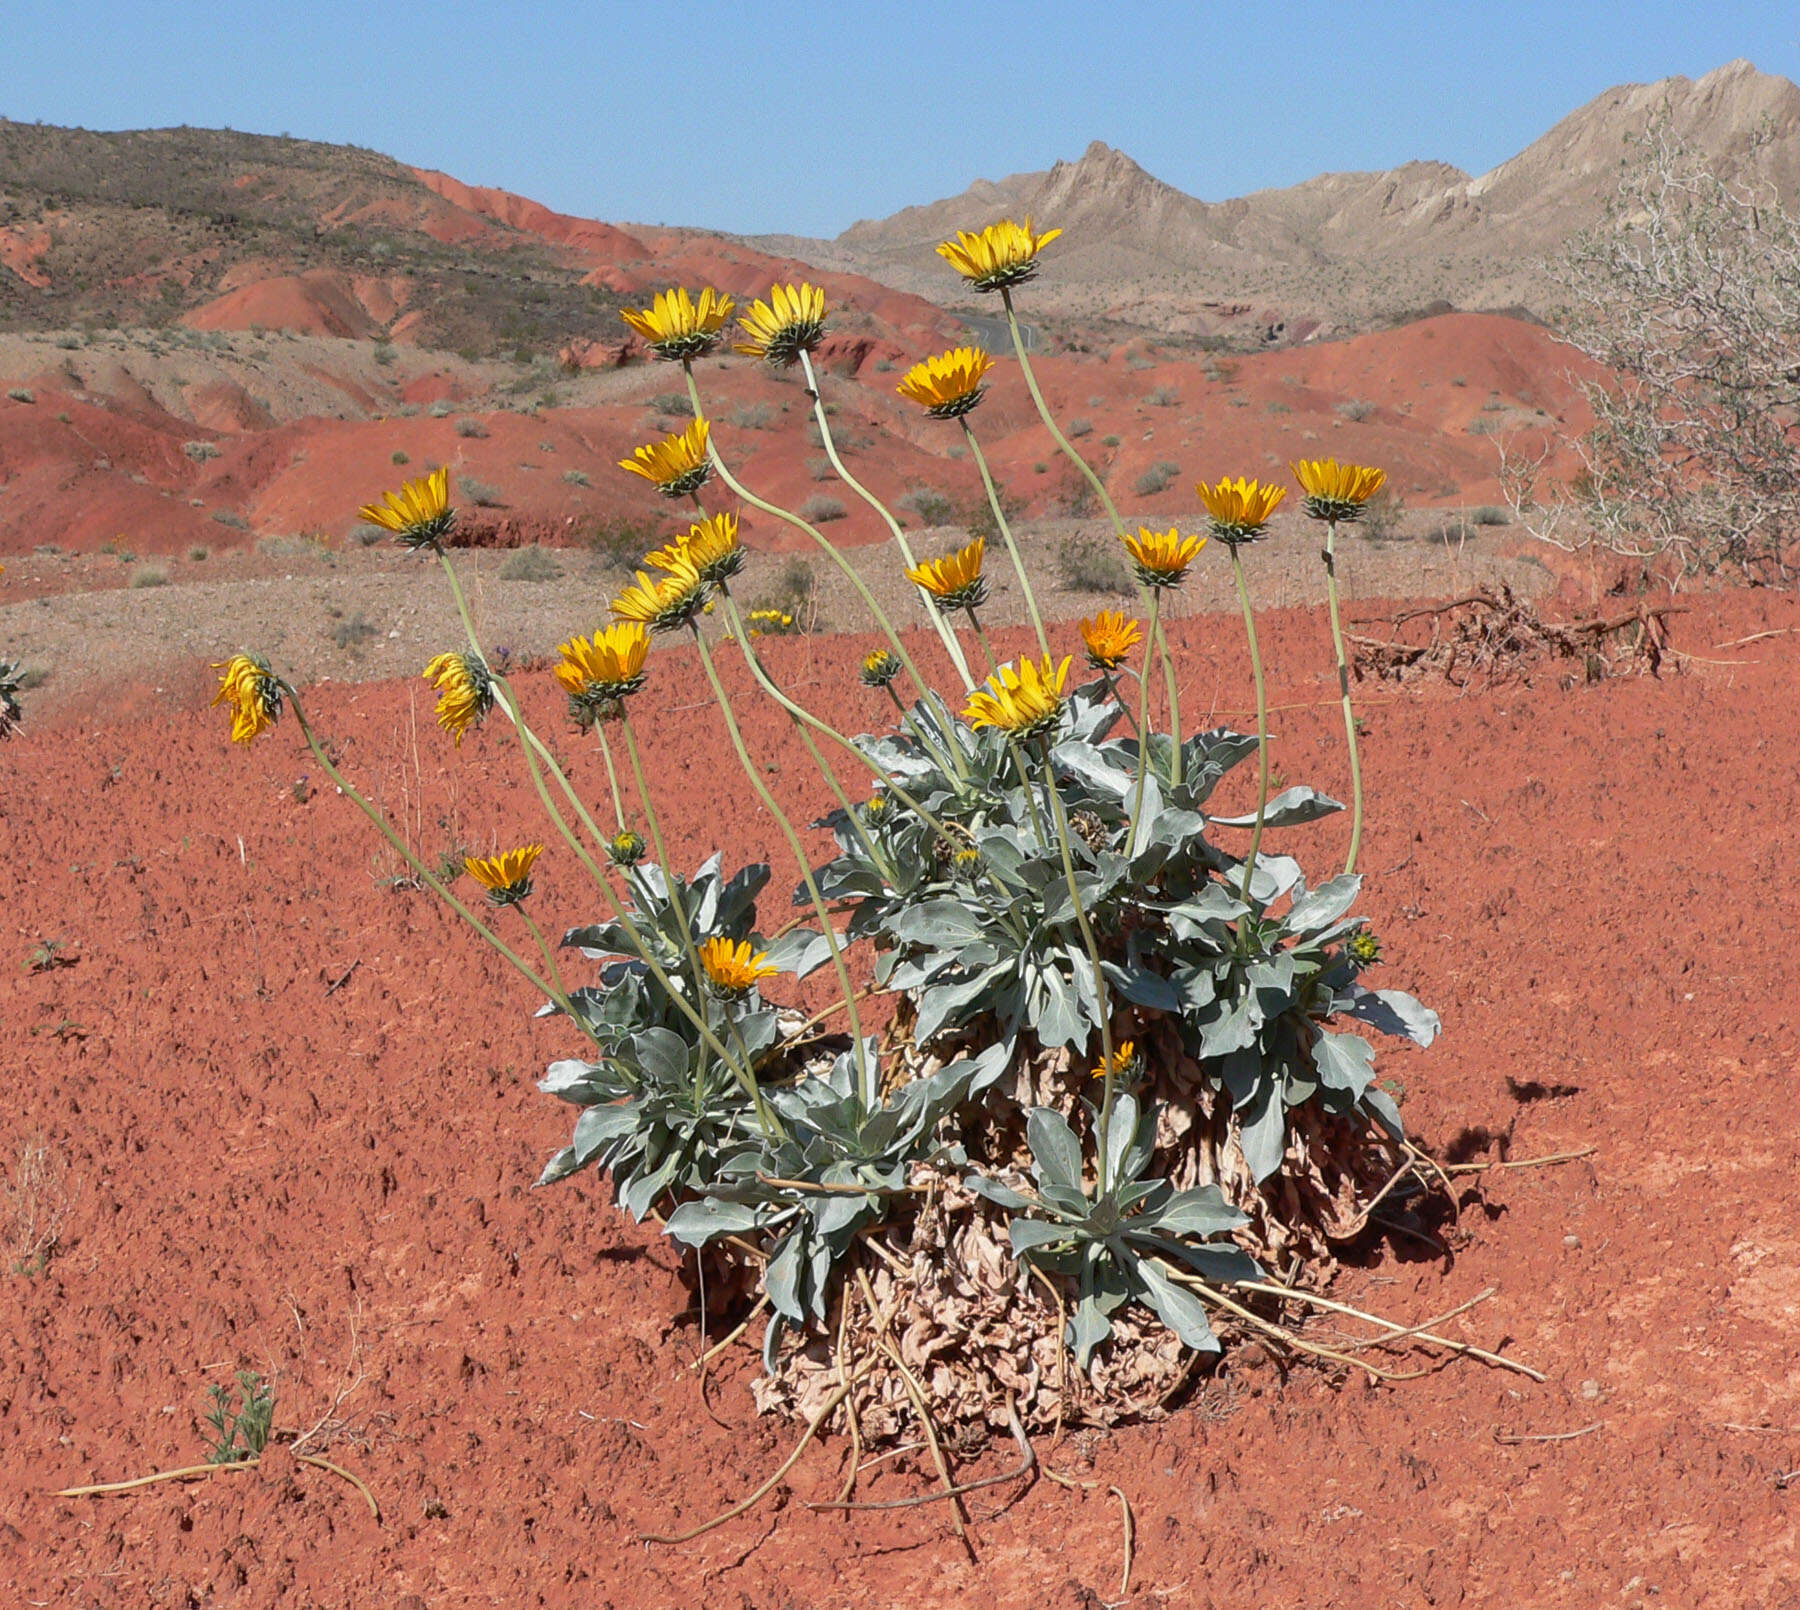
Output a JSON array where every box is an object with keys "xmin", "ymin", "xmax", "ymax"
[{"xmin": 4, "ymin": 590, "xmax": 1799, "ymax": 1607}]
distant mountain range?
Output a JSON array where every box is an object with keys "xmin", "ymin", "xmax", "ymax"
[{"xmin": 745, "ymin": 60, "xmax": 1800, "ymax": 339}]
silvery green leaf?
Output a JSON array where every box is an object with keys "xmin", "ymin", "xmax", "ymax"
[
  {"xmin": 1239, "ymin": 1085, "xmax": 1288, "ymax": 1182},
  {"xmin": 814, "ymin": 1193, "xmax": 874, "ymax": 1238},
  {"xmin": 1344, "ymin": 987, "xmax": 1441, "ymax": 1048},
  {"xmin": 540, "ymin": 1058, "xmax": 604, "ymax": 1101},
  {"xmin": 1219, "ymin": 1046, "xmax": 1262, "ymax": 1110},
  {"xmin": 1134, "ymin": 1255, "xmax": 1221, "ymax": 1352},
  {"xmin": 965, "ymin": 1172, "xmax": 1034, "ymax": 1211},
  {"xmin": 915, "ymin": 964, "xmax": 1006, "ymax": 1044},
  {"xmin": 714, "ymin": 860, "xmax": 771, "ymax": 930},
  {"xmin": 1248, "ymin": 853, "xmax": 1305, "ymax": 904},
  {"xmin": 1146, "ymin": 1237, "xmax": 1260, "ymax": 1285},
  {"xmin": 760, "ymin": 927, "xmax": 835, "ymax": 980},
  {"xmin": 1026, "ymin": 1106, "xmax": 1085, "ymax": 1193},
  {"xmin": 534, "ymin": 1145, "xmax": 584, "ymax": 1187},
  {"xmin": 1103, "ymin": 962, "xmax": 1182, "ymax": 1012},
  {"xmin": 1069, "ymin": 1294, "xmax": 1113, "ymax": 1368},
  {"xmin": 1198, "ymin": 991, "xmax": 1257, "ymax": 1057},
  {"xmin": 884, "ymin": 898, "xmax": 992, "ymax": 949},
  {"xmin": 1124, "ymin": 773, "xmax": 1166, "ymax": 858},
  {"xmin": 571, "ymin": 1102, "xmax": 638, "ymax": 1164},
  {"xmin": 1009, "ymin": 1218, "xmax": 1070, "ymax": 1256},
  {"xmin": 664, "ymin": 1197, "xmax": 765, "ymax": 1245},
  {"xmin": 964, "ymin": 1038, "xmax": 1015, "ymax": 1094},
  {"xmin": 763, "ymin": 1232, "xmax": 806, "ymax": 1322},
  {"xmin": 1150, "ymin": 1185, "xmax": 1249, "ymax": 1238},
  {"xmin": 1032, "ymin": 963, "xmax": 1088, "ymax": 1052},
  {"xmin": 631, "ymin": 1027, "xmax": 689, "ymax": 1085},
  {"xmin": 1050, "ymin": 739, "xmax": 1134, "ymax": 798},
  {"xmin": 1362, "ymin": 1084, "xmax": 1406, "ymax": 1139},
  {"xmin": 1287, "ymin": 874, "xmax": 1363, "ymax": 935},
  {"xmin": 1313, "ymin": 1030, "xmax": 1377, "ymax": 1098},
  {"xmin": 1208, "ymin": 786, "xmax": 1346, "ymax": 829},
  {"xmin": 1102, "ymin": 1091, "xmax": 1143, "ymax": 1188},
  {"xmin": 621, "ymin": 1154, "xmax": 680, "ymax": 1221}
]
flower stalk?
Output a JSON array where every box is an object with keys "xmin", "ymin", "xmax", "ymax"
[
  {"xmin": 1228, "ymin": 545, "xmax": 1273, "ymax": 907},
  {"xmin": 1321, "ymin": 519, "xmax": 1365, "ymax": 876}
]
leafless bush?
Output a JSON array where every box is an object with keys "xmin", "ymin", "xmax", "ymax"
[
  {"xmin": 1504, "ymin": 117, "xmax": 1800, "ymax": 583},
  {"xmin": 6, "ymin": 1137, "xmax": 75, "ymax": 1275}
]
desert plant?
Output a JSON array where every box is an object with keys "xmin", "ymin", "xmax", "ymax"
[
  {"xmin": 1066, "ymin": 417, "xmax": 1093, "ymax": 437},
  {"xmin": 1145, "ymin": 384, "xmax": 1179, "ymax": 407},
  {"xmin": 203, "ymin": 1371, "xmax": 276, "ymax": 1465},
  {"xmin": 1334, "ymin": 398, "xmax": 1375, "ymax": 423},
  {"xmin": 326, "ymin": 611, "xmax": 379, "ymax": 651},
  {"xmin": 797, "ymin": 493, "xmax": 846, "ymax": 524},
  {"xmin": 131, "ymin": 567, "xmax": 168, "ymax": 588},
  {"xmin": 1056, "ymin": 532, "xmax": 1133, "ymax": 594},
  {"xmin": 455, "ymin": 417, "xmax": 489, "ymax": 438},
  {"xmin": 7, "ymin": 387, "xmax": 34, "ymax": 404},
  {"xmin": 210, "ymin": 510, "xmax": 249, "ymax": 529},
  {"xmin": 562, "ymin": 467, "xmax": 591, "ymax": 486},
  {"xmin": 392, "ymin": 449, "xmax": 411, "ymax": 466},
  {"xmin": 5, "ymin": 1136, "xmax": 74, "ymax": 1275},
  {"xmin": 183, "ymin": 440, "xmax": 221, "ymax": 462},
  {"xmin": 499, "ymin": 545, "xmax": 562, "ymax": 582},
  {"xmin": 1134, "ymin": 460, "xmax": 1180, "ymax": 497},
  {"xmin": 457, "ymin": 475, "xmax": 503, "ymax": 507},
  {"xmin": 899, "ymin": 487, "xmax": 957, "ymax": 527}
]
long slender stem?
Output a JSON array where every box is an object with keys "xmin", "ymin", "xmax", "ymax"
[
  {"xmin": 1229, "ymin": 545, "xmax": 1272, "ymax": 906},
  {"xmin": 619, "ymin": 712, "xmax": 714, "ymax": 1017},
  {"xmin": 518, "ymin": 905, "xmax": 570, "ymax": 1002},
  {"xmin": 690, "ymin": 626, "xmax": 869, "ymax": 1086},
  {"xmin": 1037, "ymin": 735, "xmax": 1117, "ymax": 1192},
  {"xmin": 798, "ymin": 347, "xmax": 973, "ymax": 690},
  {"xmin": 1321, "ymin": 519, "xmax": 1364, "ymax": 875},
  {"xmin": 593, "ymin": 721, "xmax": 628, "ymax": 832},
  {"xmin": 1124, "ymin": 588, "xmax": 1162, "ymax": 853},
  {"xmin": 961, "ymin": 419, "xmax": 1050, "ymax": 657},
  {"xmin": 1152, "ymin": 614, "xmax": 1183, "ymax": 788}
]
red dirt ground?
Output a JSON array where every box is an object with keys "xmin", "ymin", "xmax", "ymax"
[{"xmin": 4, "ymin": 587, "xmax": 1799, "ymax": 1607}]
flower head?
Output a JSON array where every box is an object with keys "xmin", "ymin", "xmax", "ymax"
[
  {"xmin": 620, "ymin": 286, "xmax": 734, "ymax": 361},
  {"xmin": 896, "ymin": 346, "xmax": 995, "ymax": 419},
  {"xmin": 862, "ymin": 793, "xmax": 892, "ymax": 826},
  {"xmin": 1079, "ymin": 610, "xmax": 1142, "ymax": 671},
  {"xmin": 964, "ymin": 653, "xmax": 1072, "ymax": 739},
  {"xmin": 951, "ymin": 845, "xmax": 983, "ymax": 880},
  {"xmin": 734, "ymin": 282, "xmax": 827, "ymax": 365},
  {"xmin": 465, "ymin": 843, "xmax": 543, "ymax": 907},
  {"xmin": 1291, "ymin": 458, "xmax": 1388, "ymax": 523},
  {"xmin": 607, "ymin": 829, "xmax": 647, "ymax": 868},
  {"xmin": 619, "ymin": 419, "xmax": 712, "ymax": 499},
  {"xmin": 1091, "ymin": 1039, "xmax": 1139, "ymax": 1083},
  {"xmin": 699, "ymin": 935, "xmax": 777, "ymax": 996},
  {"xmin": 1122, "ymin": 525, "xmax": 1205, "ymax": 589},
  {"xmin": 936, "ymin": 217, "xmax": 1063, "ymax": 293},
  {"xmin": 422, "ymin": 651, "xmax": 494, "ymax": 746},
  {"xmin": 744, "ymin": 608, "xmax": 796, "ymax": 637},
  {"xmin": 211, "ymin": 653, "xmax": 283, "ymax": 746},
  {"xmin": 610, "ymin": 552, "xmax": 709, "ymax": 633},
  {"xmin": 1347, "ymin": 930, "xmax": 1383, "ymax": 969},
  {"xmin": 647, "ymin": 510, "xmax": 743, "ymax": 585},
  {"xmin": 555, "ymin": 623, "xmax": 651, "ymax": 711},
  {"xmin": 1196, "ymin": 476, "xmax": 1287, "ymax": 546},
  {"xmin": 358, "ymin": 466, "xmax": 454, "ymax": 550},
  {"xmin": 906, "ymin": 536, "xmax": 988, "ymax": 611},
  {"xmin": 859, "ymin": 648, "xmax": 902, "ymax": 689}
]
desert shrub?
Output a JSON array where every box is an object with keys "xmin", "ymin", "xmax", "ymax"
[
  {"xmin": 183, "ymin": 440, "xmax": 221, "ymax": 462},
  {"xmin": 210, "ymin": 510, "xmax": 249, "ymax": 529},
  {"xmin": 1101, "ymin": 433, "xmax": 1122, "ymax": 447},
  {"xmin": 1145, "ymin": 384, "xmax": 1179, "ymax": 407},
  {"xmin": 798, "ymin": 493, "xmax": 846, "ymax": 524},
  {"xmin": 1066, "ymin": 417, "xmax": 1093, "ymax": 437},
  {"xmin": 730, "ymin": 402, "xmax": 774, "ymax": 430},
  {"xmin": 188, "ymin": 546, "xmax": 209, "ymax": 561},
  {"xmin": 1266, "ymin": 400, "xmax": 1292, "ymax": 414},
  {"xmin": 391, "ymin": 449, "xmax": 410, "ymax": 466},
  {"xmin": 900, "ymin": 487, "xmax": 957, "ymax": 527},
  {"xmin": 1468, "ymin": 505, "xmax": 1510, "ymax": 527},
  {"xmin": 372, "ymin": 342, "xmax": 396, "ymax": 367},
  {"xmin": 651, "ymin": 392, "xmax": 693, "ymax": 418},
  {"xmin": 1134, "ymin": 460, "xmax": 1180, "ymax": 497},
  {"xmin": 130, "ymin": 567, "xmax": 168, "ymax": 588},
  {"xmin": 1056, "ymin": 533, "xmax": 1132, "ymax": 594},
  {"xmin": 457, "ymin": 475, "xmax": 503, "ymax": 507},
  {"xmin": 562, "ymin": 468, "xmax": 591, "ymax": 486},
  {"xmin": 584, "ymin": 514, "xmax": 669, "ymax": 571},
  {"xmin": 1359, "ymin": 487, "xmax": 1407, "ymax": 541},
  {"xmin": 499, "ymin": 546, "xmax": 562, "ymax": 582},
  {"xmin": 806, "ymin": 455, "xmax": 834, "ymax": 482},
  {"xmin": 326, "ymin": 610, "xmax": 379, "ymax": 651},
  {"xmin": 428, "ymin": 399, "xmax": 454, "ymax": 418},
  {"xmin": 455, "ymin": 417, "xmax": 489, "ymax": 438},
  {"xmin": 1335, "ymin": 398, "xmax": 1376, "ymax": 422},
  {"xmin": 6, "ymin": 388, "xmax": 34, "ymax": 404}
]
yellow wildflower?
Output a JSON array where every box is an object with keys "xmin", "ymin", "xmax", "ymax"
[
  {"xmin": 610, "ymin": 552, "xmax": 709, "ymax": 633},
  {"xmin": 464, "ymin": 843, "xmax": 543, "ymax": 906},
  {"xmin": 554, "ymin": 623, "xmax": 651, "ymax": 707},
  {"xmin": 906, "ymin": 536, "xmax": 987, "ymax": 611},
  {"xmin": 1122, "ymin": 525, "xmax": 1205, "ymax": 588},
  {"xmin": 1079, "ymin": 611, "xmax": 1143, "ymax": 671},
  {"xmin": 358, "ymin": 465, "xmax": 454, "ymax": 549},
  {"xmin": 895, "ymin": 346, "xmax": 994, "ymax": 419},
  {"xmin": 1291, "ymin": 458, "xmax": 1388, "ymax": 523},
  {"xmin": 734, "ymin": 282, "xmax": 827, "ymax": 365},
  {"xmin": 619, "ymin": 419, "xmax": 712, "ymax": 499},
  {"xmin": 1195, "ymin": 476, "xmax": 1287, "ymax": 545},
  {"xmin": 647, "ymin": 511, "xmax": 743, "ymax": 584},
  {"xmin": 936, "ymin": 217, "xmax": 1063, "ymax": 292},
  {"xmin": 620, "ymin": 286, "xmax": 734, "ymax": 361},
  {"xmin": 211, "ymin": 653, "xmax": 283, "ymax": 746},
  {"xmin": 963, "ymin": 654, "xmax": 1072, "ymax": 738},
  {"xmin": 1091, "ymin": 1040, "xmax": 1138, "ymax": 1082},
  {"xmin": 421, "ymin": 651, "xmax": 493, "ymax": 746},
  {"xmin": 699, "ymin": 935, "xmax": 777, "ymax": 995}
]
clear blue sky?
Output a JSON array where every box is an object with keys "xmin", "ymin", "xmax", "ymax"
[{"xmin": 2, "ymin": 1, "xmax": 1794, "ymax": 236}]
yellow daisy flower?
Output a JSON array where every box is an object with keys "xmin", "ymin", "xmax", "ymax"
[
  {"xmin": 906, "ymin": 536, "xmax": 988, "ymax": 611},
  {"xmin": 211, "ymin": 653, "xmax": 283, "ymax": 746},
  {"xmin": 554, "ymin": 623, "xmax": 651, "ymax": 708},
  {"xmin": 936, "ymin": 217, "xmax": 1063, "ymax": 293},
  {"xmin": 895, "ymin": 346, "xmax": 995, "ymax": 419},
  {"xmin": 1091, "ymin": 1039, "xmax": 1138, "ymax": 1082},
  {"xmin": 859, "ymin": 648, "xmax": 902, "ymax": 689},
  {"xmin": 963, "ymin": 653, "xmax": 1073, "ymax": 738},
  {"xmin": 1079, "ymin": 611, "xmax": 1143, "ymax": 671},
  {"xmin": 464, "ymin": 843, "xmax": 543, "ymax": 906},
  {"xmin": 607, "ymin": 829, "xmax": 647, "ymax": 867},
  {"xmin": 620, "ymin": 286, "xmax": 734, "ymax": 361},
  {"xmin": 358, "ymin": 465, "xmax": 454, "ymax": 549},
  {"xmin": 698, "ymin": 935, "xmax": 777, "ymax": 995},
  {"xmin": 421, "ymin": 651, "xmax": 493, "ymax": 746},
  {"xmin": 1122, "ymin": 525, "xmax": 1206, "ymax": 589},
  {"xmin": 734, "ymin": 282, "xmax": 828, "ymax": 366},
  {"xmin": 1195, "ymin": 476, "xmax": 1287, "ymax": 546},
  {"xmin": 647, "ymin": 511, "xmax": 743, "ymax": 584},
  {"xmin": 610, "ymin": 552, "xmax": 709, "ymax": 633},
  {"xmin": 619, "ymin": 419, "xmax": 712, "ymax": 499},
  {"xmin": 1291, "ymin": 458, "xmax": 1388, "ymax": 523}
]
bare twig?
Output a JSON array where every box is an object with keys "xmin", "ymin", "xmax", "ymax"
[
  {"xmin": 1111, "ymin": 1485, "xmax": 1135, "ymax": 1600},
  {"xmin": 1439, "ymin": 1145, "xmax": 1597, "ymax": 1176},
  {"xmin": 807, "ymin": 1399, "xmax": 1034, "ymax": 1513},
  {"xmin": 1494, "ymin": 1422, "xmax": 1602, "ymax": 1445},
  {"xmin": 692, "ymin": 1294, "xmax": 770, "ymax": 1370}
]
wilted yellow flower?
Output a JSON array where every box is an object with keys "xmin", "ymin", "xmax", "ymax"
[
  {"xmin": 358, "ymin": 465, "xmax": 454, "ymax": 549},
  {"xmin": 611, "ymin": 552, "xmax": 709, "ymax": 633},
  {"xmin": 734, "ymin": 282, "xmax": 827, "ymax": 365},
  {"xmin": 1291, "ymin": 458, "xmax": 1388, "ymax": 523},
  {"xmin": 211, "ymin": 653, "xmax": 283, "ymax": 746},
  {"xmin": 465, "ymin": 843, "xmax": 543, "ymax": 906},
  {"xmin": 620, "ymin": 286, "xmax": 734, "ymax": 361},
  {"xmin": 1079, "ymin": 611, "xmax": 1142, "ymax": 671},
  {"xmin": 906, "ymin": 536, "xmax": 988, "ymax": 610},
  {"xmin": 1196, "ymin": 476, "xmax": 1287, "ymax": 545},
  {"xmin": 1122, "ymin": 526, "xmax": 1205, "ymax": 588},
  {"xmin": 555, "ymin": 623, "xmax": 651, "ymax": 708},
  {"xmin": 422, "ymin": 651, "xmax": 494, "ymax": 746},
  {"xmin": 1091, "ymin": 1039, "xmax": 1138, "ymax": 1082},
  {"xmin": 699, "ymin": 935, "xmax": 777, "ymax": 995},
  {"xmin": 936, "ymin": 217, "xmax": 1063, "ymax": 292},
  {"xmin": 859, "ymin": 648, "xmax": 902, "ymax": 689},
  {"xmin": 619, "ymin": 419, "xmax": 712, "ymax": 499},
  {"xmin": 647, "ymin": 511, "xmax": 743, "ymax": 584},
  {"xmin": 964, "ymin": 654, "xmax": 1072, "ymax": 738},
  {"xmin": 895, "ymin": 346, "xmax": 995, "ymax": 419}
]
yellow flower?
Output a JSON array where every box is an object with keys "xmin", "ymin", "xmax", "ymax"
[
  {"xmin": 211, "ymin": 653, "xmax": 283, "ymax": 746},
  {"xmin": 699, "ymin": 935, "xmax": 777, "ymax": 995},
  {"xmin": 1122, "ymin": 525, "xmax": 1206, "ymax": 588},
  {"xmin": 358, "ymin": 465, "xmax": 454, "ymax": 549},
  {"xmin": 647, "ymin": 511, "xmax": 743, "ymax": 584},
  {"xmin": 734, "ymin": 282, "xmax": 827, "ymax": 365},
  {"xmin": 619, "ymin": 419, "xmax": 712, "ymax": 499},
  {"xmin": 896, "ymin": 346, "xmax": 995, "ymax": 419},
  {"xmin": 1079, "ymin": 611, "xmax": 1143, "ymax": 671},
  {"xmin": 464, "ymin": 843, "xmax": 543, "ymax": 906},
  {"xmin": 1091, "ymin": 1039, "xmax": 1138, "ymax": 1082},
  {"xmin": 555, "ymin": 623, "xmax": 651, "ymax": 707},
  {"xmin": 1195, "ymin": 476, "xmax": 1287, "ymax": 546},
  {"xmin": 607, "ymin": 829, "xmax": 647, "ymax": 867},
  {"xmin": 421, "ymin": 651, "xmax": 494, "ymax": 746},
  {"xmin": 620, "ymin": 286, "xmax": 734, "ymax": 361},
  {"xmin": 1291, "ymin": 458, "xmax": 1388, "ymax": 523},
  {"xmin": 906, "ymin": 536, "xmax": 988, "ymax": 610},
  {"xmin": 936, "ymin": 217, "xmax": 1063, "ymax": 293},
  {"xmin": 964, "ymin": 653, "xmax": 1072, "ymax": 738},
  {"xmin": 860, "ymin": 648, "xmax": 902, "ymax": 689},
  {"xmin": 610, "ymin": 552, "xmax": 709, "ymax": 633}
]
